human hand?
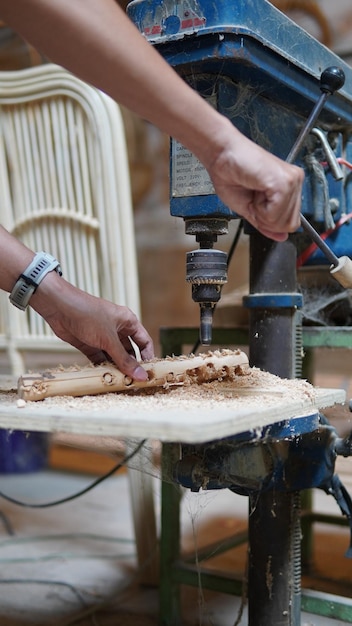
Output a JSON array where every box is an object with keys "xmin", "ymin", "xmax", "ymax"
[
  {"xmin": 31, "ymin": 274, "xmax": 154, "ymax": 381},
  {"xmin": 207, "ymin": 127, "xmax": 304, "ymax": 241}
]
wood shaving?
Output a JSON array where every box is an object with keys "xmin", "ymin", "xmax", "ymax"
[
  {"xmin": 0, "ymin": 369, "xmax": 343, "ymax": 445},
  {"xmin": 18, "ymin": 367, "xmax": 317, "ymax": 413}
]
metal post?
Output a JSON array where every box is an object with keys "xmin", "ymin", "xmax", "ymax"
[
  {"xmin": 248, "ymin": 490, "xmax": 302, "ymax": 625},
  {"xmin": 247, "ymin": 231, "xmax": 302, "ymax": 626},
  {"xmin": 247, "ymin": 233, "xmax": 302, "ymax": 378},
  {"xmin": 160, "ymin": 443, "xmax": 183, "ymax": 626}
]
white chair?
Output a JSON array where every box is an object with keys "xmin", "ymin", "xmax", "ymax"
[
  {"xmin": 0, "ymin": 63, "xmax": 158, "ymax": 582},
  {"xmin": 0, "ymin": 64, "xmax": 140, "ymax": 371}
]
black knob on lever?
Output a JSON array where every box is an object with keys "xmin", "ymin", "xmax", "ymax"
[
  {"xmin": 287, "ymin": 66, "xmax": 346, "ymax": 164},
  {"xmin": 320, "ymin": 66, "xmax": 345, "ymax": 94}
]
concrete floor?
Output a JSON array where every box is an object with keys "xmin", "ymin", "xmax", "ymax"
[{"xmin": 0, "ymin": 456, "xmax": 351, "ymax": 625}]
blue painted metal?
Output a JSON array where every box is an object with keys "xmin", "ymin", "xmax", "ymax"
[
  {"xmin": 223, "ymin": 412, "xmax": 321, "ymax": 443},
  {"xmin": 173, "ymin": 413, "xmax": 340, "ymax": 494},
  {"xmin": 128, "ymin": 0, "xmax": 352, "ymax": 96},
  {"xmin": 243, "ymin": 293, "xmax": 303, "ymax": 308},
  {"xmin": 128, "ymin": 0, "xmax": 352, "ymax": 262}
]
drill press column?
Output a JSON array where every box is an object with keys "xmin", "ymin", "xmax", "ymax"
[
  {"xmin": 246, "ymin": 233, "xmax": 303, "ymax": 377},
  {"xmin": 246, "ymin": 233, "xmax": 303, "ymax": 624}
]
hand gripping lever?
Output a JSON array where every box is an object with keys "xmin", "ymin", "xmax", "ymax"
[{"xmin": 287, "ymin": 66, "xmax": 352, "ymax": 288}]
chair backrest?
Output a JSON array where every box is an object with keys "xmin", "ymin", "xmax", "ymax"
[{"xmin": 0, "ymin": 64, "xmax": 140, "ymax": 374}]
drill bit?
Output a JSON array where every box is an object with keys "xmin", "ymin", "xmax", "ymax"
[{"xmin": 200, "ymin": 303, "xmax": 214, "ymax": 346}]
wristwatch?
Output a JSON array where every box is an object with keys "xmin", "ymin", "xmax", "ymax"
[{"xmin": 9, "ymin": 251, "xmax": 62, "ymax": 311}]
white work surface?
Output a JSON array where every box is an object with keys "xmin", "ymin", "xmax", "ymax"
[{"xmin": 0, "ymin": 372, "xmax": 346, "ymax": 444}]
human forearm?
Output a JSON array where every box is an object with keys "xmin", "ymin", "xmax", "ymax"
[
  {"xmin": 0, "ymin": 0, "xmax": 230, "ymax": 171},
  {"xmin": 0, "ymin": 226, "xmax": 153, "ymax": 377},
  {"xmin": 0, "ymin": 226, "xmax": 35, "ymax": 292},
  {"xmin": 0, "ymin": 0, "xmax": 304, "ymax": 240}
]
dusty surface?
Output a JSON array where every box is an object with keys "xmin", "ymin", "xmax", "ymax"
[
  {"xmin": 0, "ymin": 366, "xmax": 344, "ymax": 444},
  {"xmin": 12, "ymin": 366, "xmax": 317, "ymax": 412}
]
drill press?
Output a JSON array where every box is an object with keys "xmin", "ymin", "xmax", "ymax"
[
  {"xmin": 129, "ymin": 0, "xmax": 352, "ymax": 349},
  {"xmin": 127, "ymin": 0, "xmax": 352, "ymax": 624}
]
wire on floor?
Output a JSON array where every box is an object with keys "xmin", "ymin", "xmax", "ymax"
[{"xmin": 0, "ymin": 438, "xmax": 146, "ymax": 508}]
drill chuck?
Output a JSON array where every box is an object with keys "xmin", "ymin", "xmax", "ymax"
[
  {"xmin": 186, "ymin": 248, "xmax": 227, "ymax": 345},
  {"xmin": 186, "ymin": 248, "xmax": 228, "ymax": 287}
]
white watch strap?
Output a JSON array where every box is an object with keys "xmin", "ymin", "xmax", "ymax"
[{"xmin": 9, "ymin": 251, "xmax": 62, "ymax": 311}]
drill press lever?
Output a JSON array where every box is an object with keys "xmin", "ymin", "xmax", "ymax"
[
  {"xmin": 287, "ymin": 66, "xmax": 352, "ymax": 289},
  {"xmin": 189, "ymin": 67, "xmax": 352, "ymax": 347}
]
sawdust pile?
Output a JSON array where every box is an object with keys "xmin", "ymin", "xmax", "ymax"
[{"xmin": 17, "ymin": 366, "xmax": 317, "ymax": 413}]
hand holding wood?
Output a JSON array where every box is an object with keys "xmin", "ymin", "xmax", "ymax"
[{"xmin": 18, "ymin": 349, "xmax": 249, "ymax": 402}]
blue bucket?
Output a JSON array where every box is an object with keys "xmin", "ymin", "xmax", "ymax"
[{"xmin": 0, "ymin": 429, "xmax": 48, "ymax": 473}]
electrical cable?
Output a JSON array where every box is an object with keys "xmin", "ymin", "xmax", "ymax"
[
  {"xmin": 0, "ymin": 551, "xmax": 136, "ymax": 564},
  {"xmin": 191, "ymin": 219, "xmax": 244, "ymax": 354},
  {"xmin": 297, "ymin": 211, "xmax": 352, "ymax": 267},
  {"xmin": 321, "ymin": 157, "xmax": 352, "ymax": 171},
  {"xmin": 54, "ymin": 534, "xmax": 160, "ymax": 626},
  {"xmin": 0, "ymin": 531, "xmax": 160, "ymax": 625},
  {"xmin": 0, "ymin": 532, "xmax": 134, "ymax": 548},
  {"xmin": 0, "ymin": 578, "xmax": 87, "ymax": 607},
  {"xmin": 0, "ymin": 438, "xmax": 146, "ymax": 508},
  {"xmin": 296, "ymin": 158, "xmax": 352, "ymax": 266}
]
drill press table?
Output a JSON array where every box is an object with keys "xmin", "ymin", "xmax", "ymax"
[
  {"xmin": 0, "ymin": 373, "xmax": 345, "ymax": 442},
  {"xmin": 0, "ymin": 375, "xmax": 347, "ymax": 626}
]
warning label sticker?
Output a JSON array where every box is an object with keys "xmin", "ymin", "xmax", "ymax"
[{"xmin": 171, "ymin": 140, "xmax": 215, "ymax": 197}]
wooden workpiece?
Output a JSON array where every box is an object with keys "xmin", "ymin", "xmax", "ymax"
[
  {"xmin": 17, "ymin": 349, "xmax": 249, "ymax": 401},
  {"xmin": 0, "ymin": 353, "xmax": 345, "ymax": 444}
]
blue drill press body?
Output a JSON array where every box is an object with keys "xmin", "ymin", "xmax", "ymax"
[
  {"xmin": 129, "ymin": 0, "xmax": 352, "ymax": 264},
  {"xmin": 128, "ymin": 3, "xmax": 352, "ymax": 623}
]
